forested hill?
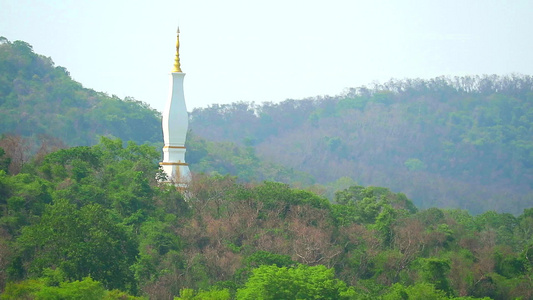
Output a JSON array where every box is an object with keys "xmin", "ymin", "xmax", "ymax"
[
  {"xmin": 1, "ymin": 37, "xmax": 532, "ymax": 215},
  {"xmin": 0, "ymin": 37, "xmax": 161, "ymax": 147},
  {"xmin": 1, "ymin": 139, "xmax": 532, "ymax": 299},
  {"xmin": 0, "ymin": 37, "xmax": 532, "ymax": 299},
  {"xmin": 190, "ymin": 75, "xmax": 533, "ymax": 214},
  {"xmin": 0, "ymin": 37, "xmax": 314, "ymax": 184}
]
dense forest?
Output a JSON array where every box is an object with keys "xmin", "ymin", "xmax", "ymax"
[
  {"xmin": 0, "ymin": 37, "xmax": 161, "ymax": 148},
  {"xmin": 0, "ymin": 138, "xmax": 532, "ymax": 299},
  {"xmin": 190, "ymin": 75, "xmax": 533, "ymax": 214},
  {"xmin": 0, "ymin": 37, "xmax": 312, "ymax": 187},
  {"xmin": 1, "ymin": 36, "xmax": 532, "ymax": 215},
  {"xmin": 1, "ymin": 37, "xmax": 533, "ymax": 299}
]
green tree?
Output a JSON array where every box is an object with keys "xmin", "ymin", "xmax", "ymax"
[
  {"xmin": 0, "ymin": 148, "xmax": 10, "ymax": 173},
  {"xmin": 132, "ymin": 219, "xmax": 183, "ymax": 286},
  {"xmin": 382, "ymin": 282, "xmax": 448, "ymax": 300},
  {"xmin": 236, "ymin": 264, "xmax": 355, "ymax": 300},
  {"xmin": 175, "ymin": 288, "xmax": 231, "ymax": 300},
  {"xmin": 16, "ymin": 199, "xmax": 138, "ymax": 292},
  {"xmin": 404, "ymin": 158, "xmax": 427, "ymax": 171},
  {"xmin": 372, "ymin": 204, "xmax": 397, "ymax": 246},
  {"xmin": 0, "ymin": 172, "xmax": 53, "ymax": 234},
  {"xmin": 34, "ymin": 277, "xmax": 105, "ymax": 300},
  {"xmin": 1, "ymin": 276, "xmax": 142, "ymax": 300},
  {"xmin": 419, "ymin": 258, "xmax": 453, "ymax": 295},
  {"xmin": 334, "ymin": 185, "xmax": 416, "ymax": 225}
]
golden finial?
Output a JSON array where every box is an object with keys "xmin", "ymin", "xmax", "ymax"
[{"xmin": 172, "ymin": 27, "xmax": 182, "ymax": 72}]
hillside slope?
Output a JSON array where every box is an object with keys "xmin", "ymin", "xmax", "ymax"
[
  {"xmin": 0, "ymin": 37, "xmax": 161, "ymax": 147},
  {"xmin": 1, "ymin": 140, "xmax": 532, "ymax": 299},
  {"xmin": 190, "ymin": 76, "xmax": 533, "ymax": 214},
  {"xmin": 2, "ymin": 37, "xmax": 531, "ymax": 214},
  {"xmin": 0, "ymin": 38, "xmax": 313, "ymax": 184}
]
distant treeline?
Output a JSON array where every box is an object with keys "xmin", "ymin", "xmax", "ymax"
[
  {"xmin": 190, "ymin": 74, "xmax": 533, "ymax": 214},
  {"xmin": 1, "ymin": 36, "xmax": 532, "ymax": 215}
]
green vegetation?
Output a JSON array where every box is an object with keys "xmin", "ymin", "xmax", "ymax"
[
  {"xmin": 2, "ymin": 37, "xmax": 532, "ymax": 215},
  {"xmin": 0, "ymin": 37, "xmax": 315, "ymax": 188},
  {"xmin": 236, "ymin": 265, "xmax": 355, "ymax": 299},
  {"xmin": 0, "ymin": 37, "xmax": 161, "ymax": 148},
  {"xmin": 1, "ymin": 275, "xmax": 144, "ymax": 300},
  {"xmin": 0, "ymin": 139, "xmax": 532, "ymax": 299},
  {"xmin": 190, "ymin": 75, "xmax": 533, "ymax": 214},
  {"xmin": 186, "ymin": 132, "xmax": 315, "ymax": 185},
  {"xmin": 1, "ymin": 37, "xmax": 533, "ymax": 299}
]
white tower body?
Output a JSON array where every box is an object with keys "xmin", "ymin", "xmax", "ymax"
[{"xmin": 160, "ymin": 29, "xmax": 191, "ymax": 184}]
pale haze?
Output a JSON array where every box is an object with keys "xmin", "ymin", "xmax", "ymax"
[{"xmin": 2, "ymin": 0, "xmax": 532, "ymax": 111}]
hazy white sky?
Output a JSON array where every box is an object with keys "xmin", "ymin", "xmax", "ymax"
[{"xmin": 2, "ymin": 0, "xmax": 532, "ymax": 111}]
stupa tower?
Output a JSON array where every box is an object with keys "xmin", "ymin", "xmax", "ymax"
[{"xmin": 160, "ymin": 28, "xmax": 191, "ymax": 184}]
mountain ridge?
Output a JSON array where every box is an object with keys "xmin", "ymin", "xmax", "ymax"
[
  {"xmin": 1, "ymin": 37, "xmax": 531, "ymax": 214},
  {"xmin": 189, "ymin": 75, "xmax": 533, "ymax": 214}
]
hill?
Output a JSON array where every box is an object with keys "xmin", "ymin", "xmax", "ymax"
[
  {"xmin": 190, "ymin": 76, "xmax": 533, "ymax": 214},
  {"xmin": 0, "ymin": 139, "xmax": 531, "ymax": 299},
  {"xmin": 1, "ymin": 37, "xmax": 531, "ymax": 215},
  {"xmin": 0, "ymin": 37, "xmax": 313, "ymax": 185},
  {"xmin": 0, "ymin": 37, "xmax": 162, "ymax": 147},
  {"xmin": 0, "ymin": 38, "xmax": 532, "ymax": 299}
]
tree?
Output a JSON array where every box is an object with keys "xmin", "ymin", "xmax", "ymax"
[
  {"xmin": 382, "ymin": 282, "xmax": 448, "ymax": 300},
  {"xmin": 236, "ymin": 264, "xmax": 355, "ymax": 300},
  {"xmin": 16, "ymin": 199, "xmax": 138, "ymax": 292},
  {"xmin": 0, "ymin": 172, "xmax": 53, "ymax": 234},
  {"xmin": 334, "ymin": 185, "xmax": 416, "ymax": 225},
  {"xmin": 33, "ymin": 277, "xmax": 106, "ymax": 300},
  {"xmin": 419, "ymin": 258, "xmax": 453, "ymax": 295},
  {"xmin": 0, "ymin": 135, "xmax": 31, "ymax": 175},
  {"xmin": 175, "ymin": 288, "xmax": 231, "ymax": 300},
  {"xmin": 0, "ymin": 148, "xmax": 10, "ymax": 173},
  {"xmin": 0, "ymin": 275, "xmax": 142, "ymax": 300}
]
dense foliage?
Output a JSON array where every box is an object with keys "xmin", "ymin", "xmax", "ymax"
[
  {"xmin": 186, "ymin": 131, "xmax": 315, "ymax": 185},
  {"xmin": 0, "ymin": 139, "xmax": 532, "ymax": 299},
  {"xmin": 0, "ymin": 37, "xmax": 161, "ymax": 148},
  {"xmin": 1, "ymin": 37, "xmax": 531, "ymax": 215},
  {"xmin": 0, "ymin": 37, "xmax": 316, "ymax": 188},
  {"xmin": 190, "ymin": 75, "xmax": 533, "ymax": 214},
  {"xmin": 1, "ymin": 37, "xmax": 532, "ymax": 298}
]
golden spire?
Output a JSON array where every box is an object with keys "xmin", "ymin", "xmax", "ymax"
[{"xmin": 172, "ymin": 27, "xmax": 182, "ymax": 72}]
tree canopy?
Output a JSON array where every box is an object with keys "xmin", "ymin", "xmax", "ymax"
[
  {"xmin": 0, "ymin": 37, "xmax": 161, "ymax": 148},
  {"xmin": 0, "ymin": 138, "xmax": 531, "ymax": 299},
  {"xmin": 190, "ymin": 75, "xmax": 533, "ymax": 214}
]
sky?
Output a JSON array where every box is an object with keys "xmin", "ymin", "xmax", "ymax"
[{"xmin": 1, "ymin": 0, "xmax": 532, "ymax": 112}]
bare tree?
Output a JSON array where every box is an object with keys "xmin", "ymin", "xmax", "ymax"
[{"xmin": 0, "ymin": 134, "xmax": 31, "ymax": 174}]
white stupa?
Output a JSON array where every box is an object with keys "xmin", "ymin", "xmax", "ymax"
[{"xmin": 160, "ymin": 28, "xmax": 191, "ymax": 185}]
